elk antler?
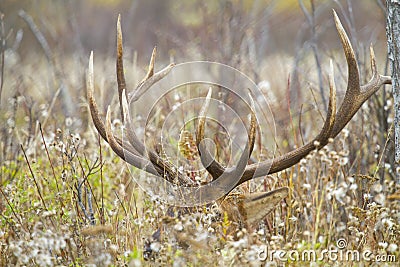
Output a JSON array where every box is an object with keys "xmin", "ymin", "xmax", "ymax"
[{"xmin": 87, "ymin": 11, "xmax": 391, "ymax": 203}]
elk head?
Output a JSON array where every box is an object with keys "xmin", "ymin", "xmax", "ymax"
[{"xmin": 86, "ymin": 10, "xmax": 391, "ymax": 226}]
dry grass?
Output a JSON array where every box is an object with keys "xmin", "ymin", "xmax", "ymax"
[
  {"xmin": 1, "ymin": 46, "xmax": 399, "ymax": 267},
  {"xmin": 1, "ymin": 1, "xmax": 399, "ymax": 266}
]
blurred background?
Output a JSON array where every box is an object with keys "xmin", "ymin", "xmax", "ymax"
[{"xmin": 0, "ymin": 0, "xmax": 388, "ymax": 62}]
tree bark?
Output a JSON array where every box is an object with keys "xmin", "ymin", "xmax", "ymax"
[{"xmin": 386, "ymin": 0, "xmax": 400, "ymax": 179}]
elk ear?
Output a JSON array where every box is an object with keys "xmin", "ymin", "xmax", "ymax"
[{"xmin": 242, "ymin": 187, "xmax": 289, "ymax": 225}]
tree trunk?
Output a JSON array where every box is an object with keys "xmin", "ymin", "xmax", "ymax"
[{"xmin": 386, "ymin": 0, "xmax": 400, "ymax": 180}]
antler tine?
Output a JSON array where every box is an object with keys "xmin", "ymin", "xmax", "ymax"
[
  {"xmin": 116, "ymin": 14, "xmax": 127, "ymax": 122},
  {"xmin": 247, "ymin": 91, "xmax": 257, "ymax": 156},
  {"xmin": 227, "ymin": 93, "xmax": 258, "ymax": 178},
  {"xmin": 87, "ymin": 51, "xmax": 107, "ymax": 142},
  {"xmin": 105, "ymin": 106, "xmax": 160, "ymax": 175},
  {"xmin": 141, "ymin": 46, "xmax": 157, "ymax": 83},
  {"xmin": 129, "ymin": 52, "xmax": 175, "ymax": 103},
  {"xmin": 364, "ymin": 45, "xmax": 392, "ymax": 92},
  {"xmin": 121, "ymin": 90, "xmax": 145, "ymax": 153},
  {"xmin": 196, "ymin": 88, "xmax": 257, "ymax": 182},
  {"xmin": 117, "ymin": 16, "xmax": 170, "ymax": 108},
  {"xmin": 214, "ymin": 103, "xmax": 257, "ymax": 193},
  {"xmin": 87, "ymin": 52, "xmax": 140, "ymax": 158},
  {"xmin": 330, "ymin": 10, "xmax": 391, "ymax": 137},
  {"xmin": 196, "ymin": 88, "xmax": 226, "ymax": 179}
]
